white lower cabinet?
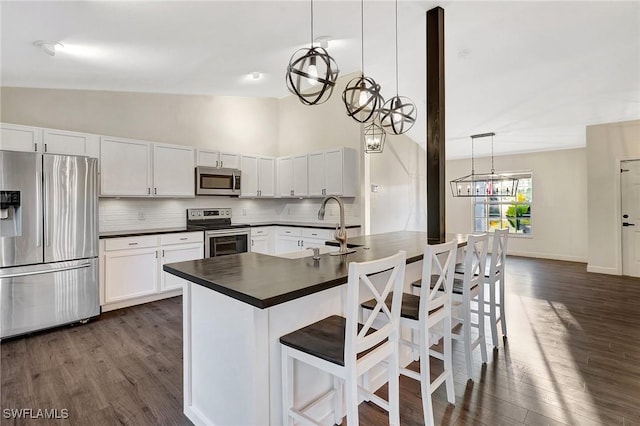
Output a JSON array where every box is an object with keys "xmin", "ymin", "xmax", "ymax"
[
  {"xmin": 250, "ymin": 227, "xmax": 273, "ymax": 254},
  {"xmin": 100, "ymin": 232, "xmax": 203, "ymax": 311},
  {"xmin": 104, "ymin": 247, "xmax": 158, "ymax": 303}
]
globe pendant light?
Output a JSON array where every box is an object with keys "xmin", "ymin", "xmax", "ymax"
[
  {"xmin": 342, "ymin": 0, "xmax": 383, "ymax": 123},
  {"xmin": 378, "ymin": 0, "xmax": 416, "ymax": 135},
  {"xmin": 286, "ymin": 0, "xmax": 340, "ymax": 106},
  {"xmin": 363, "ymin": 121, "xmax": 386, "ymax": 153}
]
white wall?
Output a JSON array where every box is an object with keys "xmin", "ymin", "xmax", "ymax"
[
  {"xmin": 586, "ymin": 119, "xmax": 640, "ymax": 274},
  {"xmin": 0, "ymin": 86, "xmax": 279, "ymax": 156},
  {"xmin": 446, "ymin": 148, "xmax": 588, "ymax": 262},
  {"xmin": 368, "ymin": 135, "xmax": 428, "ymax": 234}
]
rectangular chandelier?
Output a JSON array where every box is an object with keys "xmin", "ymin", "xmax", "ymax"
[{"xmin": 450, "ymin": 132, "xmax": 519, "ymax": 198}]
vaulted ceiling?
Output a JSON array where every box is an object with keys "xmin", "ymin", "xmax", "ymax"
[{"xmin": 1, "ymin": 1, "xmax": 638, "ymax": 158}]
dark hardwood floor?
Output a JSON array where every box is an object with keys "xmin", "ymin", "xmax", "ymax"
[{"xmin": 2, "ymin": 256, "xmax": 640, "ymax": 425}]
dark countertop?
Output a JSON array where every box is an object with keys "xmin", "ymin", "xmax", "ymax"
[
  {"xmin": 242, "ymin": 221, "xmax": 361, "ymax": 229},
  {"xmin": 163, "ymin": 231, "xmax": 467, "ymax": 309},
  {"xmin": 99, "ymin": 228, "xmax": 193, "ymax": 239},
  {"xmin": 99, "ymin": 222, "xmax": 361, "ymax": 239}
]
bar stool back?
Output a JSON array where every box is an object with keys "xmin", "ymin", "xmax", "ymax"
[
  {"xmin": 280, "ymin": 250, "xmax": 407, "ymax": 426},
  {"xmin": 487, "ymin": 228, "xmax": 509, "ymax": 347}
]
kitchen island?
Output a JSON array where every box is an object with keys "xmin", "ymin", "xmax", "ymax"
[{"xmin": 163, "ymin": 231, "xmax": 466, "ymax": 426}]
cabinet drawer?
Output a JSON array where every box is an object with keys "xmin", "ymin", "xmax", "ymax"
[
  {"xmin": 277, "ymin": 227, "xmax": 301, "ymax": 237},
  {"xmin": 301, "ymin": 228, "xmax": 334, "ymax": 240},
  {"xmin": 104, "ymin": 235, "xmax": 158, "ymax": 251},
  {"xmin": 251, "ymin": 227, "xmax": 271, "ymax": 236},
  {"xmin": 160, "ymin": 232, "xmax": 203, "ymax": 246}
]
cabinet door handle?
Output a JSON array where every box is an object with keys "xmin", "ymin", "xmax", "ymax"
[
  {"xmin": 34, "ymin": 142, "xmax": 38, "ymax": 152},
  {"xmin": 44, "ymin": 143, "xmax": 48, "ymax": 152},
  {"xmin": 128, "ymin": 242, "xmax": 138, "ymax": 246},
  {"xmin": 154, "ymin": 188, "xmax": 157, "ymax": 195},
  {"xmin": 220, "ymin": 161, "xmax": 223, "ymax": 168},
  {"xmin": 300, "ymin": 240, "xmax": 304, "ymax": 247},
  {"xmin": 148, "ymin": 188, "xmax": 151, "ymax": 195},
  {"xmin": 162, "ymin": 249, "xmax": 165, "ymax": 257},
  {"xmin": 216, "ymin": 160, "xmax": 219, "ymax": 167},
  {"xmin": 155, "ymin": 251, "xmax": 158, "ymax": 258},
  {"xmin": 180, "ymin": 237, "xmax": 188, "ymax": 240},
  {"xmin": 251, "ymin": 239, "xmax": 254, "ymax": 246}
]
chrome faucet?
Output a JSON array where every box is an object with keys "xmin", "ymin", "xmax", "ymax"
[{"xmin": 318, "ymin": 196, "xmax": 356, "ymax": 255}]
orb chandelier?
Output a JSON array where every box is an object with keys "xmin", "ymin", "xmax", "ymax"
[
  {"xmin": 342, "ymin": 0, "xmax": 383, "ymax": 123},
  {"xmin": 450, "ymin": 133, "xmax": 519, "ymax": 197},
  {"xmin": 285, "ymin": 0, "xmax": 339, "ymax": 106},
  {"xmin": 363, "ymin": 121, "xmax": 386, "ymax": 154},
  {"xmin": 378, "ymin": 0, "xmax": 416, "ymax": 135}
]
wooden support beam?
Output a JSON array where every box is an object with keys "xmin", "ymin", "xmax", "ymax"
[{"xmin": 426, "ymin": 6, "xmax": 446, "ymax": 242}]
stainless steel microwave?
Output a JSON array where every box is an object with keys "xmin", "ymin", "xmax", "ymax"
[{"xmin": 195, "ymin": 167, "xmax": 241, "ymax": 196}]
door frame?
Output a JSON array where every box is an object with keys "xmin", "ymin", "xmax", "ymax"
[{"xmin": 617, "ymin": 157, "xmax": 640, "ymax": 276}]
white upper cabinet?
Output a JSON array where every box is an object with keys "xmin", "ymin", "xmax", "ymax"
[
  {"xmin": 154, "ymin": 143, "xmax": 194, "ymax": 197},
  {"xmin": 100, "ymin": 137, "xmax": 194, "ymax": 198},
  {"xmin": 307, "ymin": 148, "xmax": 357, "ymax": 197},
  {"xmin": 100, "ymin": 136, "xmax": 153, "ymax": 197},
  {"xmin": 0, "ymin": 123, "xmax": 42, "ymax": 153},
  {"xmin": 278, "ymin": 154, "xmax": 308, "ymax": 197},
  {"xmin": 43, "ymin": 128, "xmax": 100, "ymax": 158},
  {"xmin": 241, "ymin": 155, "xmax": 275, "ymax": 197},
  {"xmin": 1, "ymin": 123, "xmax": 98, "ymax": 157},
  {"xmin": 196, "ymin": 149, "xmax": 240, "ymax": 169}
]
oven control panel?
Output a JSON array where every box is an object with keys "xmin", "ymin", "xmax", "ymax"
[{"xmin": 187, "ymin": 208, "xmax": 232, "ymax": 220}]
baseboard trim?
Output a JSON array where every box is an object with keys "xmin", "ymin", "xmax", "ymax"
[
  {"xmin": 508, "ymin": 250, "xmax": 587, "ymax": 263},
  {"xmin": 101, "ymin": 289, "xmax": 182, "ymax": 312},
  {"xmin": 586, "ymin": 265, "xmax": 620, "ymax": 275}
]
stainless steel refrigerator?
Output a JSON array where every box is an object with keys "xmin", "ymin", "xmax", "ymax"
[{"xmin": 0, "ymin": 150, "xmax": 99, "ymax": 339}]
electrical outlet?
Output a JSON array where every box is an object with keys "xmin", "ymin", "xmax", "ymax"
[{"xmin": 138, "ymin": 212, "xmax": 145, "ymax": 221}]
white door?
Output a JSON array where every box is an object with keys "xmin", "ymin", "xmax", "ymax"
[
  {"xmin": 308, "ymin": 152, "xmax": 325, "ymax": 197},
  {"xmin": 251, "ymin": 236, "xmax": 270, "ymax": 254},
  {"xmin": 293, "ymin": 155, "xmax": 309, "ymax": 197},
  {"xmin": 100, "ymin": 136, "xmax": 152, "ymax": 196},
  {"xmin": 196, "ymin": 149, "xmax": 220, "ymax": 167},
  {"xmin": 241, "ymin": 155, "xmax": 259, "ymax": 197},
  {"xmin": 622, "ymin": 159, "xmax": 640, "ymax": 277},
  {"xmin": 278, "ymin": 156, "xmax": 293, "ymax": 197},
  {"xmin": 104, "ymin": 248, "xmax": 158, "ymax": 303},
  {"xmin": 0, "ymin": 123, "xmax": 42, "ymax": 152},
  {"xmin": 219, "ymin": 153, "xmax": 240, "ymax": 169},
  {"xmin": 258, "ymin": 157, "xmax": 275, "ymax": 197},
  {"xmin": 324, "ymin": 149, "xmax": 344, "ymax": 195},
  {"xmin": 161, "ymin": 243, "xmax": 203, "ymax": 291},
  {"xmin": 43, "ymin": 129, "xmax": 99, "ymax": 157},
  {"xmin": 154, "ymin": 143, "xmax": 195, "ymax": 197}
]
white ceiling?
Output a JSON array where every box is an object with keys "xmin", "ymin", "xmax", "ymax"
[{"xmin": 1, "ymin": 1, "xmax": 639, "ymax": 158}]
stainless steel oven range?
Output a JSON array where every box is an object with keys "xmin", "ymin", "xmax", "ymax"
[{"xmin": 186, "ymin": 208, "xmax": 250, "ymax": 257}]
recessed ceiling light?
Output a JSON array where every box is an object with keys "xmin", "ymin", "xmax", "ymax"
[
  {"xmin": 33, "ymin": 40, "xmax": 63, "ymax": 56},
  {"xmin": 251, "ymin": 72, "xmax": 262, "ymax": 80}
]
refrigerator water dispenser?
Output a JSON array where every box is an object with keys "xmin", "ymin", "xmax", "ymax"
[{"xmin": 0, "ymin": 190, "xmax": 21, "ymax": 237}]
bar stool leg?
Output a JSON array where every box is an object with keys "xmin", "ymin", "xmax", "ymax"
[
  {"xmin": 345, "ymin": 370, "xmax": 359, "ymax": 425},
  {"xmin": 489, "ymin": 278, "xmax": 499, "ymax": 348},
  {"xmin": 419, "ymin": 341, "xmax": 434, "ymax": 426},
  {"xmin": 462, "ymin": 299, "xmax": 473, "ymax": 380},
  {"xmin": 388, "ymin": 346, "xmax": 400, "ymax": 426},
  {"xmin": 500, "ymin": 277, "xmax": 508, "ymax": 338},
  {"xmin": 444, "ymin": 307, "xmax": 455, "ymax": 404},
  {"xmin": 333, "ymin": 376, "xmax": 343, "ymax": 425},
  {"xmin": 477, "ymin": 285, "xmax": 488, "ymax": 364}
]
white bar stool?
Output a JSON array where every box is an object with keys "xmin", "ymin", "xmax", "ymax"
[
  {"xmin": 361, "ymin": 240, "xmax": 458, "ymax": 425},
  {"xmin": 280, "ymin": 251, "xmax": 407, "ymax": 426},
  {"xmin": 412, "ymin": 233, "xmax": 489, "ymax": 380}
]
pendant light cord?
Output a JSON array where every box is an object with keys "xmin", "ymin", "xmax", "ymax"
[
  {"xmin": 310, "ymin": 0, "xmax": 314, "ymax": 45},
  {"xmin": 471, "ymin": 136, "xmax": 475, "ymax": 175},
  {"xmin": 394, "ymin": 0, "xmax": 399, "ymax": 95},
  {"xmin": 361, "ymin": 0, "xmax": 364, "ymax": 74},
  {"xmin": 491, "ymin": 134, "xmax": 495, "ymax": 174}
]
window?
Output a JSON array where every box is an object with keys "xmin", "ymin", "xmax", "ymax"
[{"xmin": 473, "ymin": 173, "xmax": 532, "ymax": 234}]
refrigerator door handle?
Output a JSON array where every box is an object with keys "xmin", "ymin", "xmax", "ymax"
[
  {"xmin": 36, "ymin": 171, "xmax": 43, "ymax": 247},
  {"xmin": 0, "ymin": 262, "xmax": 91, "ymax": 279},
  {"xmin": 44, "ymin": 172, "xmax": 50, "ymax": 247}
]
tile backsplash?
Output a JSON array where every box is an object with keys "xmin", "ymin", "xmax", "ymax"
[{"xmin": 99, "ymin": 197, "xmax": 360, "ymax": 232}]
